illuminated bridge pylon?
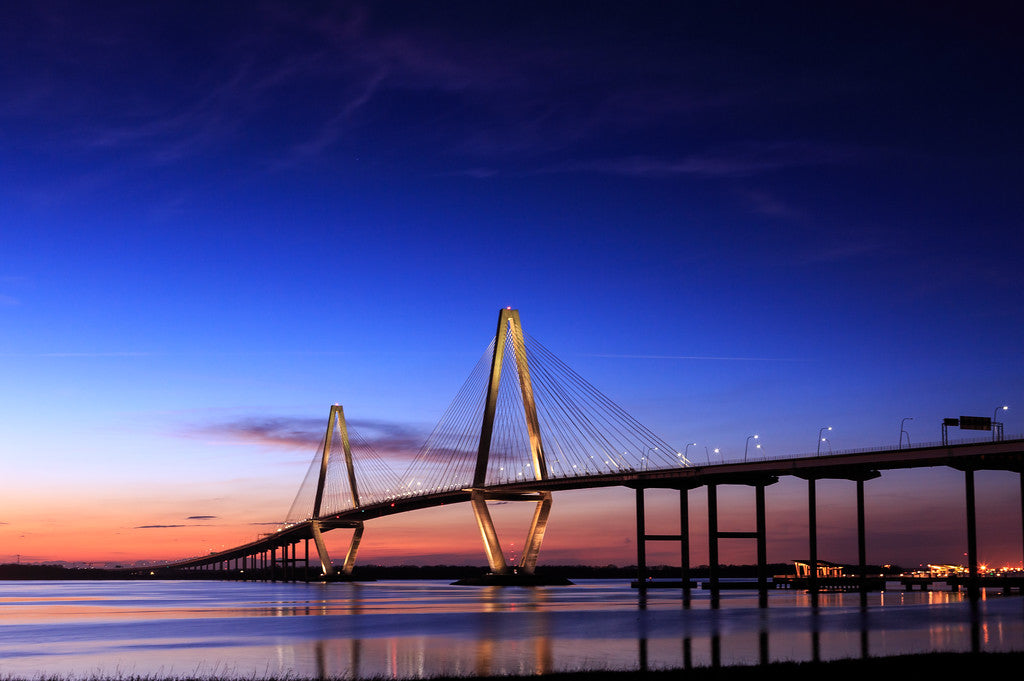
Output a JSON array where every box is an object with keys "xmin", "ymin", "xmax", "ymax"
[
  {"xmin": 286, "ymin": 404, "xmax": 404, "ymax": 577},
  {"xmin": 470, "ymin": 308, "xmax": 551, "ymax": 575},
  {"xmin": 402, "ymin": 308, "xmax": 690, "ymax": 575}
]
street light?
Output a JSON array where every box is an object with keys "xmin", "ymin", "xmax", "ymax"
[
  {"xmin": 744, "ymin": 434, "xmax": 759, "ymax": 462},
  {"xmin": 900, "ymin": 417, "xmax": 913, "ymax": 449},
  {"xmin": 684, "ymin": 442, "xmax": 696, "ymax": 462},
  {"xmin": 994, "ymin": 405, "xmax": 1008, "ymax": 441},
  {"xmin": 817, "ymin": 426, "xmax": 832, "ymax": 456},
  {"xmin": 705, "ymin": 446, "xmax": 720, "ymax": 464}
]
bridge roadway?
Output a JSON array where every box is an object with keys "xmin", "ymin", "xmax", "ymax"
[{"xmin": 161, "ymin": 437, "xmax": 1024, "ymax": 572}]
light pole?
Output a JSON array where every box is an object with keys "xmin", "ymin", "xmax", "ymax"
[
  {"xmin": 900, "ymin": 417, "xmax": 913, "ymax": 449},
  {"xmin": 744, "ymin": 434, "xmax": 759, "ymax": 462},
  {"xmin": 705, "ymin": 446, "xmax": 719, "ymax": 464},
  {"xmin": 640, "ymin": 446, "xmax": 659, "ymax": 470},
  {"xmin": 684, "ymin": 442, "xmax": 696, "ymax": 462},
  {"xmin": 993, "ymin": 405, "xmax": 1008, "ymax": 441},
  {"xmin": 817, "ymin": 426, "xmax": 832, "ymax": 456}
]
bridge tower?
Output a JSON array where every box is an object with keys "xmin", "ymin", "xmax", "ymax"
[
  {"xmin": 470, "ymin": 308, "xmax": 553, "ymax": 576},
  {"xmin": 310, "ymin": 404, "xmax": 364, "ymax": 577}
]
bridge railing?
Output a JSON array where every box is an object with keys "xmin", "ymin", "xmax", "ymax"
[
  {"xmin": 720, "ymin": 433, "xmax": 1024, "ymax": 466},
  {"xmin": 330, "ymin": 433, "xmax": 1024, "ymax": 498}
]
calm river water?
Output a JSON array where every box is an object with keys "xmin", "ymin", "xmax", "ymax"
[{"xmin": 1, "ymin": 579, "xmax": 1023, "ymax": 679}]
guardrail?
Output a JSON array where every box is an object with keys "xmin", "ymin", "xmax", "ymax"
[{"xmin": 722, "ymin": 433, "xmax": 1024, "ymax": 465}]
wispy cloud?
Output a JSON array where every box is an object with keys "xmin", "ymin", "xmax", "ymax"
[
  {"xmin": 795, "ymin": 240, "xmax": 884, "ymax": 265},
  {"xmin": 582, "ymin": 353, "xmax": 813, "ymax": 362},
  {"xmin": 742, "ymin": 189, "xmax": 803, "ymax": 218},
  {"xmin": 190, "ymin": 416, "xmax": 324, "ymax": 448},
  {"xmin": 0, "ymin": 4, "xmax": 789, "ymax": 174},
  {"xmin": 0, "ymin": 351, "xmax": 154, "ymax": 358},
  {"xmin": 187, "ymin": 415, "xmax": 427, "ymax": 454},
  {"xmin": 136, "ymin": 514, "xmax": 220, "ymax": 529},
  {"xmin": 541, "ymin": 142, "xmax": 865, "ymax": 179},
  {"xmin": 0, "ymin": 276, "xmax": 28, "ymax": 306},
  {"xmin": 135, "ymin": 525, "xmax": 186, "ymax": 529}
]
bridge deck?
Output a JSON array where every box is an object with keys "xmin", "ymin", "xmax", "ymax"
[{"xmin": 158, "ymin": 438, "xmax": 1024, "ymax": 570}]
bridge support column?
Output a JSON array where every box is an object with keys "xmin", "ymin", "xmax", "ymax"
[
  {"xmin": 680, "ymin": 487, "xmax": 691, "ymax": 600},
  {"xmin": 706, "ymin": 477, "xmax": 776, "ymax": 606},
  {"xmin": 309, "ymin": 519, "xmax": 364, "ymax": 579},
  {"xmin": 311, "ymin": 520, "xmax": 336, "ymax": 577},
  {"xmin": 965, "ymin": 468, "xmax": 979, "ymax": 597},
  {"xmin": 756, "ymin": 483, "xmax": 767, "ymax": 606},
  {"xmin": 521, "ymin": 493, "xmax": 552, "ymax": 573},
  {"xmin": 472, "ymin": 492, "xmax": 508, "ymax": 574},
  {"xmin": 633, "ymin": 485, "xmax": 692, "ymax": 601},
  {"xmin": 342, "ymin": 523, "xmax": 364, "ymax": 575},
  {"xmin": 707, "ymin": 484, "xmax": 719, "ymax": 604},
  {"xmin": 635, "ymin": 487, "xmax": 647, "ymax": 588},
  {"xmin": 795, "ymin": 469, "xmax": 878, "ymax": 599},
  {"xmin": 471, "ymin": 490, "xmax": 551, "ymax": 575},
  {"xmin": 857, "ymin": 479, "xmax": 867, "ymax": 602},
  {"xmin": 808, "ymin": 478, "xmax": 818, "ymax": 605}
]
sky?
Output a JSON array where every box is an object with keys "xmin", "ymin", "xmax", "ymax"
[{"xmin": 1, "ymin": 2, "xmax": 1023, "ymax": 570}]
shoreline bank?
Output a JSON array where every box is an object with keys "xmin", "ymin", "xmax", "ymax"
[{"xmin": 7, "ymin": 652, "xmax": 1024, "ymax": 681}]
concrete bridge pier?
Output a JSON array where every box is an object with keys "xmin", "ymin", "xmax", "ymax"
[
  {"xmin": 795, "ymin": 468, "xmax": 879, "ymax": 605},
  {"xmin": 632, "ymin": 484, "xmax": 695, "ymax": 602},
  {"xmin": 807, "ymin": 478, "xmax": 818, "ymax": 605},
  {"xmin": 705, "ymin": 475, "xmax": 777, "ymax": 606},
  {"xmin": 965, "ymin": 467, "xmax": 979, "ymax": 598}
]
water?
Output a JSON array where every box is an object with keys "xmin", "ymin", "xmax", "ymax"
[{"xmin": 1, "ymin": 579, "xmax": 1022, "ymax": 679}]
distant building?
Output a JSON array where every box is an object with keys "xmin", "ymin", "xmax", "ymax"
[
  {"xmin": 926, "ymin": 564, "xmax": 967, "ymax": 578},
  {"xmin": 793, "ymin": 559, "xmax": 847, "ymax": 578}
]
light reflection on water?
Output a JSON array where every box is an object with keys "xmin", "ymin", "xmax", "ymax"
[{"xmin": 0, "ymin": 579, "xmax": 1022, "ymax": 679}]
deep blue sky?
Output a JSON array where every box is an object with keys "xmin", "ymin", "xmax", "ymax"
[{"xmin": 1, "ymin": 2, "xmax": 1022, "ymax": 566}]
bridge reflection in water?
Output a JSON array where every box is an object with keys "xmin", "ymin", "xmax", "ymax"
[
  {"xmin": 2, "ymin": 579, "xmax": 1015, "ymax": 679},
  {"xmin": 150, "ymin": 309, "xmax": 1024, "ymax": 603},
  {"xmin": 285, "ymin": 586, "xmax": 1009, "ymax": 678}
]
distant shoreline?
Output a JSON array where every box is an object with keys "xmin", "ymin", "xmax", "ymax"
[
  {"xmin": 409, "ymin": 653, "xmax": 1024, "ymax": 681},
  {"xmin": 1, "ymin": 562, "xmax": 906, "ymax": 581}
]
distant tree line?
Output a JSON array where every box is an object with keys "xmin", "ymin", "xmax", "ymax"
[{"xmin": 1, "ymin": 562, "xmax": 906, "ymax": 581}]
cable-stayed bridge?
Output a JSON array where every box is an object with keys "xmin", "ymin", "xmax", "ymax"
[{"xmin": 156, "ymin": 309, "xmax": 1024, "ymax": 593}]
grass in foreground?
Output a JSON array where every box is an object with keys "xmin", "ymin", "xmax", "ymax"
[{"xmin": 8, "ymin": 651, "xmax": 1024, "ymax": 681}]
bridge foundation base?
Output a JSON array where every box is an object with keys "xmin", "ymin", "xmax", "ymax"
[
  {"xmin": 317, "ymin": 573, "xmax": 375, "ymax": 583},
  {"xmin": 451, "ymin": 572, "xmax": 572, "ymax": 586}
]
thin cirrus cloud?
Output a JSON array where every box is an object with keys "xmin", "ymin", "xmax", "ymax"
[
  {"xmin": 2, "ymin": 4, "xmax": 781, "ymax": 171},
  {"xmin": 582, "ymin": 353, "xmax": 812, "ymax": 362},
  {"xmin": 539, "ymin": 142, "xmax": 866, "ymax": 179},
  {"xmin": 0, "ymin": 352, "xmax": 153, "ymax": 358},
  {"xmin": 449, "ymin": 141, "xmax": 864, "ymax": 182}
]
